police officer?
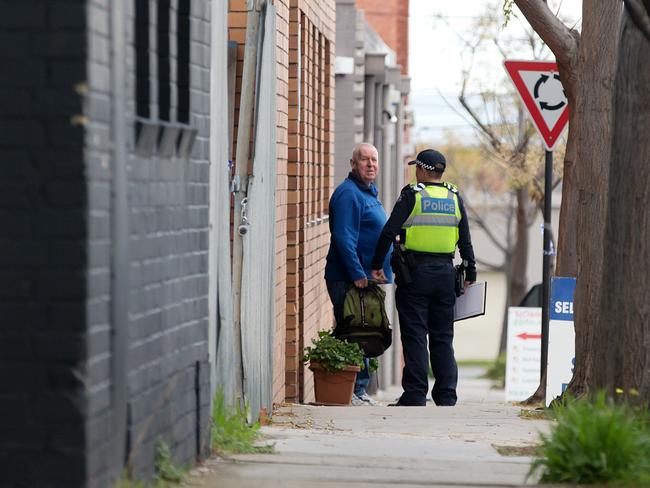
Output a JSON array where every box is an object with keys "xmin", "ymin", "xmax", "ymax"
[{"xmin": 371, "ymin": 149, "xmax": 476, "ymax": 406}]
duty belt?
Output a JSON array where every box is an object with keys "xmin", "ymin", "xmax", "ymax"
[{"xmin": 406, "ymin": 252, "xmax": 453, "ymax": 264}]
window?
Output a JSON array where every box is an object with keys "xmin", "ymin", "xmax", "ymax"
[
  {"xmin": 157, "ymin": 0, "xmax": 171, "ymax": 122},
  {"xmin": 177, "ymin": 0, "xmax": 190, "ymax": 125},
  {"xmin": 135, "ymin": 0, "xmax": 150, "ymax": 119},
  {"xmin": 134, "ymin": 0, "xmax": 195, "ymax": 158}
]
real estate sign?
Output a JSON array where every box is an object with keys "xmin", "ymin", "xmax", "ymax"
[
  {"xmin": 545, "ymin": 277, "xmax": 576, "ymax": 406},
  {"xmin": 505, "ymin": 307, "xmax": 542, "ymax": 402}
]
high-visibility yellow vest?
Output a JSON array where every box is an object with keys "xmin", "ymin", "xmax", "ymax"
[{"xmin": 402, "ymin": 184, "xmax": 461, "ymax": 253}]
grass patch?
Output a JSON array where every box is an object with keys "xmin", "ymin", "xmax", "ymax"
[
  {"xmin": 493, "ymin": 444, "xmax": 539, "ymax": 457},
  {"xmin": 154, "ymin": 440, "xmax": 184, "ymax": 483},
  {"xmin": 519, "ymin": 408, "xmax": 554, "ymax": 421},
  {"xmin": 114, "ymin": 440, "xmax": 185, "ymax": 488},
  {"xmin": 529, "ymin": 392, "xmax": 650, "ymax": 486},
  {"xmin": 456, "ymin": 359, "xmax": 494, "ymax": 368},
  {"xmin": 481, "ymin": 353, "xmax": 505, "ymax": 388},
  {"xmin": 211, "ymin": 391, "xmax": 274, "ymax": 454}
]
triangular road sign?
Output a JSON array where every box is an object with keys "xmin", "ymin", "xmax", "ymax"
[{"xmin": 504, "ymin": 60, "xmax": 569, "ymax": 151}]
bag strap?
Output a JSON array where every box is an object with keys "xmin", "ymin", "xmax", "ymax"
[{"xmin": 359, "ymin": 289, "xmax": 367, "ymax": 326}]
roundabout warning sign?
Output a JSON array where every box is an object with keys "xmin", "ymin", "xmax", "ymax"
[{"xmin": 504, "ymin": 60, "xmax": 569, "ymax": 150}]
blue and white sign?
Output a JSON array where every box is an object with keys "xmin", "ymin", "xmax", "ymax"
[
  {"xmin": 545, "ymin": 277, "xmax": 576, "ymax": 406},
  {"xmin": 421, "ymin": 197, "xmax": 456, "ymax": 214},
  {"xmin": 550, "ymin": 277, "xmax": 575, "ymax": 321}
]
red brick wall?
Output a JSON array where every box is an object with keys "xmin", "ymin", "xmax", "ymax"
[
  {"xmin": 285, "ymin": 0, "xmax": 335, "ymax": 404},
  {"xmin": 228, "ymin": 0, "xmax": 335, "ymax": 406},
  {"xmin": 355, "ymin": 0, "xmax": 409, "ymax": 74}
]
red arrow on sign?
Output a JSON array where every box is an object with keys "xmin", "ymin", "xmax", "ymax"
[
  {"xmin": 516, "ymin": 332, "xmax": 542, "ymax": 340},
  {"xmin": 504, "ymin": 60, "xmax": 569, "ymax": 150}
]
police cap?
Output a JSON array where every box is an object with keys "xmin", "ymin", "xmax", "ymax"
[{"xmin": 408, "ymin": 149, "xmax": 446, "ymax": 173}]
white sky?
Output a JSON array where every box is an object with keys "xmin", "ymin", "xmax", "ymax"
[{"xmin": 408, "ymin": 0, "xmax": 582, "ymax": 145}]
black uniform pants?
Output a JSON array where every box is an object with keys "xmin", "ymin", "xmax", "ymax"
[{"xmin": 395, "ymin": 257, "xmax": 457, "ymax": 406}]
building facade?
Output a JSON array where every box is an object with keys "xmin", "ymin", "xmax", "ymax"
[
  {"xmin": 1, "ymin": 0, "xmax": 213, "ymax": 485},
  {"xmin": 355, "ymin": 0, "xmax": 409, "ymax": 75},
  {"xmin": 0, "ymin": 0, "xmax": 410, "ymax": 485},
  {"xmin": 224, "ymin": 0, "xmax": 336, "ymax": 409}
]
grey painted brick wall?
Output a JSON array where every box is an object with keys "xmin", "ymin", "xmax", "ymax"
[
  {"xmin": 119, "ymin": 0, "xmax": 212, "ymax": 482},
  {"xmin": 0, "ymin": 1, "xmax": 89, "ymax": 486},
  {"xmin": 335, "ymin": 2, "xmax": 366, "ymax": 186},
  {"xmin": 1, "ymin": 1, "xmax": 212, "ymax": 486}
]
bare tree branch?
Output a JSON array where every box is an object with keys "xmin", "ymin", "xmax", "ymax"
[
  {"xmin": 458, "ymin": 94, "xmax": 502, "ymax": 151},
  {"xmin": 496, "ymin": 94, "xmax": 518, "ymax": 148},
  {"xmin": 526, "ymin": 200, "xmax": 540, "ymax": 225},
  {"xmin": 513, "ymin": 0, "xmax": 580, "ymax": 70},
  {"xmin": 464, "ymin": 199, "xmax": 510, "ymax": 254},
  {"xmin": 492, "ymin": 38, "xmax": 508, "ymax": 59},
  {"xmin": 435, "ymin": 88, "xmax": 490, "ymax": 139}
]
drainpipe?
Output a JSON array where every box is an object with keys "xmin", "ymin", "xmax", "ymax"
[
  {"xmin": 232, "ymin": 0, "xmax": 266, "ymax": 406},
  {"xmin": 109, "ymin": 0, "xmax": 129, "ymax": 477}
]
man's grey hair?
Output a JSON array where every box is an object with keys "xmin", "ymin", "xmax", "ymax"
[{"xmin": 351, "ymin": 142, "xmax": 377, "ymax": 162}]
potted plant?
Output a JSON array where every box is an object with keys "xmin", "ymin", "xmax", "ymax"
[{"xmin": 303, "ymin": 330, "xmax": 365, "ymax": 405}]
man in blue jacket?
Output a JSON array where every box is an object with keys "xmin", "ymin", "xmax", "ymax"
[{"xmin": 325, "ymin": 142, "xmax": 393, "ymax": 406}]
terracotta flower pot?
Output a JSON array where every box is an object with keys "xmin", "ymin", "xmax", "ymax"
[{"xmin": 309, "ymin": 362, "xmax": 361, "ymax": 405}]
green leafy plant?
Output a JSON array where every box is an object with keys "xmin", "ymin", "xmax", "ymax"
[
  {"xmin": 529, "ymin": 392, "xmax": 650, "ymax": 486},
  {"xmin": 303, "ymin": 330, "xmax": 364, "ymax": 372},
  {"xmin": 154, "ymin": 440, "xmax": 184, "ymax": 484},
  {"xmin": 368, "ymin": 357, "xmax": 379, "ymax": 373},
  {"xmin": 211, "ymin": 390, "xmax": 274, "ymax": 454}
]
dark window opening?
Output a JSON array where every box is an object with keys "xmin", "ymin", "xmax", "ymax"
[
  {"xmin": 135, "ymin": 0, "xmax": 150, "ymax": 119},
  {"xmin": 135, "ymin": 0, "xmax": 194, "ymax": 158},
  {"xmin": 177, "ymin": 0, "xmax": 191, "ymax": 124},
  {"xmin": 157, "ymin": 0, "xmax": 171, "ymax": 122}
]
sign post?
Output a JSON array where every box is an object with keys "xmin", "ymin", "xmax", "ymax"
[{"xmin": 504, "ymin": 60, "xmax": 569, "ymax": 387}]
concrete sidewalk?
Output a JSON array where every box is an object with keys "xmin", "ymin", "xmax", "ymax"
[{"xmin": 185, "ymin": 368, "xmax": 551, "ymax": 488}]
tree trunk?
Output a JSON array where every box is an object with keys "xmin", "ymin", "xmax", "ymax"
[
  {"xmin": 566, "ymin": 1, "xmax": 622, "ymax": 398},
  {"xmin": 510, "ymin": 186, "xmax": 529, "ymax": 307},
  {"xmin": 498, "ymin": 187, "xmax": 530, "ymax": 355},
  {"xmin": 554, "ymin": 122, "xmax": 577, "ymax": 277},
  {"xmin": 513, "ymin": 0, "xmax": 623, "ymax": 403},
  {"xmin": 513, "ymin": 0, "xmax": 579, "ymax": 404},
  {"xmin": 594, "ymin": 7, "xmax": 650, "ymax": 403}
]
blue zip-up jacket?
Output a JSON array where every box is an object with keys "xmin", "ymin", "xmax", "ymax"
[{"xmin": 325, "ymin": 172, "xmax": 393, "ymax": 283}]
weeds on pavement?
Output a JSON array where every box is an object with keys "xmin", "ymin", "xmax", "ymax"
[
  {"xmin": 482, "ymin": 353, "xmax": 506, "ymax": 388},
  {"xmin": 519, "ymin": 408, "xmax": 554, "ymax": 421},
  {"xmin": 153, "ymin": 440, "xmax": 184, "ymax": 483},
  {"xmin": 211, "ymin": 390, "xmax": 274, "ymax": 454},
  {"xmin": 114, "ymin": 440, "xmax": 185, "ymax": 488}
]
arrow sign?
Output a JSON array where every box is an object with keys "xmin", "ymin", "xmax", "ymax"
[
  {"xmin": 516, "ymin": 332, "xmax": 542, "ymax": 340},
  {"xmin": 504, "ymin": 60, "xmax": 569, "ymax": 150}
]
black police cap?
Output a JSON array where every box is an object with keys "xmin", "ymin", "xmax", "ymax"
[{"xmin": 408, "ymin": 149, "xmax": 446, "ymax": 172}]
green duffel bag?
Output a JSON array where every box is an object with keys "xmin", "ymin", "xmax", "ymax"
[{"xmin": 335, "ymin": 282, "xmax": 392, "ymax": 358}]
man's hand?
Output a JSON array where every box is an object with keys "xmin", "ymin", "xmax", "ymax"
[
  {"xmin": 354, "ymin": 278, "xmax": 368, "ymax": 288},
  {"xmin": 371, "ymin": 269, "xmax": 387, "ymax": 283}
]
